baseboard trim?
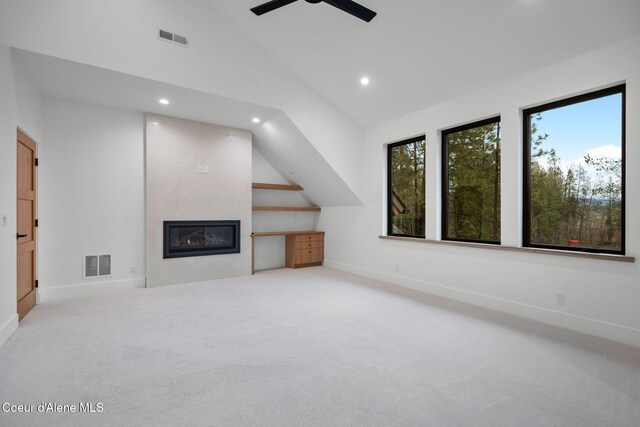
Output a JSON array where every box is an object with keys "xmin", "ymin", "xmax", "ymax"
[
  {"xmin": 0, "ymin": 314, "xmax": 19, "ymax": 349},
  {"xmin": 39, "ymin": 278, "xmax": 146, "ymax": 302},
  {"xmin": 324, "ymin": 259, "xmax": 640, "ymax": 349}
]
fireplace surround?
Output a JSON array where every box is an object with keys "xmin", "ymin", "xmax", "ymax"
[{"xmin": 163, "ymin": 220, "xmax": 241, "ymax": 259}]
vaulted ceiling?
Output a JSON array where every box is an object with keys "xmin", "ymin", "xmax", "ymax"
[
  {"xmin": 3, "ymin": 0, "xmax": 639, "ymax": 207},
  {"xmin": 212, "ymin": 0, "xmax": 640, "ymax": 126}
]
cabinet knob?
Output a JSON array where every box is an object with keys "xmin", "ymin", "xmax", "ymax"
[{"xmin": 308, "ymin": 251, "xmax": 311, "ymax": 254}]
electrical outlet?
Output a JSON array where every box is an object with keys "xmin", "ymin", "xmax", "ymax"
[
  {"xmin": 129, "ymin": 266, "xmax": 136, "ymax": 275},
  {"xmin": 1, "ymin": 214, "xmax": 7, "ymax": 227},
  {"xmin": 197, "ymin": 165, "xmax": 204, "ymax": 174},
  {"xmin": 556, "ymin": 293, "xmax": 566, "ymax": 306}
]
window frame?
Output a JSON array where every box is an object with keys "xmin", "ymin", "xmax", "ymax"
[
  {"xmin": 522, "ymin": 84, "xmax": 626, "ymax": 255},
  {"xmin": 441, "ymin": 116, "xmax": 502, "ymax": 245},
  {"xmin": 386, "ymin": 135, "xmax": 426, "ymax": 239}
]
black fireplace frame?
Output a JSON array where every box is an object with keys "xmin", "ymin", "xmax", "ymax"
[{"xmin": 163, "ymin": 220, "xmax": 241, "ymax": 259}]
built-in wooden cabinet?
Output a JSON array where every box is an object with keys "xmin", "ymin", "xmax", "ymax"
[
  {"xmin": 251, "ymin": 182, "xmax": 324, "ymax": 273},
  {"xmin": 285, "ymin": 232, "xmax": 324, "ymax": 268}
]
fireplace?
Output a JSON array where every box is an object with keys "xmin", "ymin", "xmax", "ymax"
[{"xmin": 163, "ymin": 220, "xmax": 240, "ymax": 259}]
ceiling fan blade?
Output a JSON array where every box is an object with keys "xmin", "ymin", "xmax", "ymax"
[
  {"xmin": 251, "ymin": 0, "xmax": 299, "ymax": 16},
  {"xmin": 322, "ymin": 0, "xmax": 377, "ymax": 22}
]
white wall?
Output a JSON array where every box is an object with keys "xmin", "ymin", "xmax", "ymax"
[
  {"xmin": 0, "ymin": 45, "xmax": 20, "ymax": 346},
  {"xmin": 146, "ymin": 114, "xmax": 252, "ymax": 287},
  {"xmin": 252, "ymin": 147, "xmax": 318, "ymax": 270},
  {"xmin": 39, "ymin": 99, "xmax": 145, "ymax": 301},
  {"xmin": 0, "ymin": 46, "xmax": 44, "ymax": 345},
  {"xmin": 319, "ymin": 36, "xmax": 640, "ymax": 348},
  {"xmin": 11, "ymin": 51, "xmax": 43, "ymax": 144}
]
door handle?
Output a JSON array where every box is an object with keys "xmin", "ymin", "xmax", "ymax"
[{"xmin": 17, "ymin": 233, "xmax": 27, "ymax": 239}]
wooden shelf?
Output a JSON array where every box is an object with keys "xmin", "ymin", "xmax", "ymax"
[
  {"xmin": 251, "ymin": 183, "xmax": 321, "ymax": 273},
  {"xmin": 252, "ymin": 206, "xmax": 321, "ymax": 212},
  {"xmin": 252, "ymin": 230, "xmax": 324, "ymax": 237},
  {"xmin": 252, "ymin": 182, "xmax": 304, "ymax": 191}
]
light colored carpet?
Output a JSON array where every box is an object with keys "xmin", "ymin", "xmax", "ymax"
[{"xmin": 0, "ymin": 266, "xmax": 639, "ymax": 426}]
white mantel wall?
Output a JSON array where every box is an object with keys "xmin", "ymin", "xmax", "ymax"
[
  {"xmin": 146, "ymin": 114, "xmax": 252, "ymax": 287},
  {"xmin": 319, "ymin": 36, "xmax": 640, "ymax": 348}
]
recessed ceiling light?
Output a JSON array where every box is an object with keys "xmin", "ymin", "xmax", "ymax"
[
  {"xmin": 360, "ymin": 76, "xmax": 370, "ymax": 86},
  {"xmin": 252, "ymin": 117, "xmax": 261, "ymax": 124},
  {"xmin": 159, "ymin": 98, "xmax": 170, "ymax": 105}
]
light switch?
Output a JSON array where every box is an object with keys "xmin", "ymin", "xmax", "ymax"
[
  {"xmin": 203, "ymin": 166, "xmax": 209, "ymax": 174},
  {"xmin": 197, "ymin": 165, "xmax": 204, "ymax": 174},
  {"xmin": 1, "ymin": 214, "xmax": 7, "ymax": 227}
]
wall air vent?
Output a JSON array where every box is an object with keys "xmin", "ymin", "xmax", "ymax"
[
  {"xmin": 158, "ymin": 28, "xmax": 189, "ymax": 47},
  {"xmin": 84, "ymin": 254, "xmax": 112, "ymax": 278}
]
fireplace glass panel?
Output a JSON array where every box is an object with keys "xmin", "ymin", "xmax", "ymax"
[{"xmin": 163, "ymin": 221, "xmax": 240, "ymax": 258}]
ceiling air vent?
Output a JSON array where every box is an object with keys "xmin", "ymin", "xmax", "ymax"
[
  {"xmin": 159, "ymin": 29, "xmax": 173, "ymax": 41},
  {"xmin": 158, "ymin": 28, "xmax": 189, "ymax": 47},
  {"xmin": 172, "ymin": 34, "xmax": 188, "ymax": 46}
]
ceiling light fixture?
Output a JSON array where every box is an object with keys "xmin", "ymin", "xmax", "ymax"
[
  {"xmin": 159, "ymin": 98, "xmax": 170, "ymax": 105},
  {"xmin": 252, "ymin": 117, "xmax": 261, "ymax": 124},
  {"xmin": 360, "ymin": 76, "xmax": 370, "ymax": 86}
]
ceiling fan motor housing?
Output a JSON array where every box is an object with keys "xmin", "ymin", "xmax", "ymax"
[{"xmin": 251, "ymin": 0, "xmax": 377, "ymax": 22}]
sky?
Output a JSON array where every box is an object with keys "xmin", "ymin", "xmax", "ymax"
[{"xmin": 532, "ymin": 93, "xmax": 622, "ymax": 177}]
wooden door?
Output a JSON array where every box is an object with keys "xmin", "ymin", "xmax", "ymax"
[{"xmin": 17, "ymin": 129, "xmax": 37, "ymax": 320}]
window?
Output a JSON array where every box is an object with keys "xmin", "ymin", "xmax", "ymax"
[
  {"xmin": 387, "ymin": 136, "xmax": 426, "ymax": 238},
  {"xmin": 523, "ymin": 85, "xmax": 625, "ymax": 254},
  {"xmin": 442, "ymin": 117, "xmax": 501, "ymax": 244}
]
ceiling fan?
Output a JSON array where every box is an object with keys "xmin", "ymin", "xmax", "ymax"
[{"xmin": 251, "ymin": 0, "xmax": 377, "ymax": 23}]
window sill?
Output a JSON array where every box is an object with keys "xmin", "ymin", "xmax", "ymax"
[{"xmin": 379, "ymin": 235, "xmax": 635, "ymax": 263}]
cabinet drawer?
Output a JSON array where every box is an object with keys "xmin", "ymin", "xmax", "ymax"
[
  {"xmin": 298, "ymin": 234, "xmax": 324, "ymax": 242},
  {"xmin": 294, "ymin": 248, "xmax": 323, "ymax": 264},
  {"xmin": 295, "ymin": 240, "xmax": 323, "ymax": 250}
]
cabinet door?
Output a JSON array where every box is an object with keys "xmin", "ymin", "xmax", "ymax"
[
  {"xmin": 309, "ymin": 248, "xmax": 324, "ymax": 263},
  {"xmin": 295, "ymin": 249, "xmax": 312, "ymax": 265}
]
